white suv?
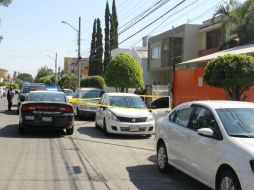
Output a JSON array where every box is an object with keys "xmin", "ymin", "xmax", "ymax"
[{"xmin": 155, "ymin": 101, "xmax": 254, "ymax": 190}]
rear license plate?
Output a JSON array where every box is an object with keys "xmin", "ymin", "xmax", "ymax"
[
  {"xmin": 42, "ymin": 117, "xmax": 52, "ymax": 122},
  {"xmin": 25, "ymin": 116, "xmax": 34, "ymax": 120},
  {"xmin": 130, "ymin": 126, "xmax": 139, "ymax": 132}
]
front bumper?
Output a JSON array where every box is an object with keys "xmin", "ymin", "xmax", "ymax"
[{"xmin": 106, "ymin": 119, "xmax": 155, "ymax": 135}]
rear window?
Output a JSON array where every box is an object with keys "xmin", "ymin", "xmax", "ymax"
[
  {"xmin": 28, "ymin": 92, "xmax": 66, "ymax": 102},
  {"xmin": 80, "ymin": 90, "xmax": 103, "ymax": 99},
  {"xmin": 22, "ymin": 85, "xmax": 46, "ymax": 93}
]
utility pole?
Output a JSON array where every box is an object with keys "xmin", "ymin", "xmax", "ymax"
[
  {"xmin": 55, "ymin": 53, "xmax": 58, "ymax": 86},
  {"xmin": 77, "ymin": 16, "xmax": 81, "ymax": 88},
  {"xmin": 169, "ymin": 26, "xmax": 174, "ymax": 109}
]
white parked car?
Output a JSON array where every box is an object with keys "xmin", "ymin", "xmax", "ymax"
[
  {"xmin": 95, "ymin": 93, "xmax": 155, "ymax": 137},
  {"xmin": 155, "ymin": 101, "xmax": 254, "ymax": 190}
]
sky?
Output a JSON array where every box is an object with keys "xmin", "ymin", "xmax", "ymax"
[{"xmin": 0, "ymin": 0, "xmax": 246, "ymax": 77}]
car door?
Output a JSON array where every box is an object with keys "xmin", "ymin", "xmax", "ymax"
[
  {"xmin": 187, "ymin": 105, "xmax": 222, "ymax": 186},
  {"xmin": 96, "ymin": 94, "xmax": 108, "ymax": 126},
  {"xmin": 165, "ymin": 104, "xmax": 195, "ymax": 172},
  {"xmin": 72, "ymin": 89, "xmax": 80, "ymax": 114}
]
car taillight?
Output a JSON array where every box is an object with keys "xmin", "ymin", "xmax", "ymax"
[
  {"xmin": 21, "ymin": 105, "xmax": 36, "ymax": 111},
  {"xmin": 59, "ymin": 105, "xmax": 73, "ymax": 112}
]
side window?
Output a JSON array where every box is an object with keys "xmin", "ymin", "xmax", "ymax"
[
  {"xmin": 174, "ymin": 107, "xmax": 193, "ymax": 127},
  {"xmin": 151, "ymin": 97, "xmax": 169, "ymax": 108},
  {"xmin": 189, "ymin": 106, "xmax": 218, "ymax": 132},
  {"xmin": 169, "ymin": 111, "xmax": 175, "ymax": 122}
]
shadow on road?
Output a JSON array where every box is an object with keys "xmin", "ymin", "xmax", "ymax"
[
  {"xmin": 0, "ymin": 110, "xmax": 17, "ymax": 115},
  {"xmin": 0, "ymin": 124, "xmax": 64, "ymax": 138},
  {"xmin": 126, "ymin": 164, "xmax": 211, "ymax": 190},
  {"xmin": 77, "ymin": 126, "xmax": 151, "ymax": 140}
]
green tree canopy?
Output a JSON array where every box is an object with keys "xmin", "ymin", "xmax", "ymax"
[
  {"xmin": 59, "ymin": 73, "xmax": 77, "ymax": 90},
  {"xmin": 35, "ymin": 66, "xmax": 53, "ymax": 82},
  {"xmin": 0, "ymin": 0, "xmax": 12, "ymax": 6},
  {"xmin": 214, "ymin": 0, "xmax": 254, "ymax": 46},
  {"xmin": 105, "ymin": 53, "xmax": 143, "ymax": 92},
  {"xmin": 38, "ymin": 74, "xmax": 55, "ymax": 85},
  {"xmin": 80, "ymin": 75, "xmax": 105, "ymax": 89},
  {"xmin": 17, "ymin": 73, "xmax": 34, "ymax": 82},
  {"xmin": 204, "ymin": 54, "xmax": 254, "ymax": 100}
]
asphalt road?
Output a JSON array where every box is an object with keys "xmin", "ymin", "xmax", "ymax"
[{"xmin": 0, "ymin": 96, "xmax": 212, "ymax": 190}]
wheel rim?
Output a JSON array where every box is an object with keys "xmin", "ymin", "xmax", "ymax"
[
  {"xmin": 158, "ymin": 146, "xmax": 167, "ymax": 169},
  {"xmin": 220, "ymin": 176, "xmax": 235, "ymax": 190}
]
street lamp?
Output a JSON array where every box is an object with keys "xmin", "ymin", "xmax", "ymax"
[
  {"xmin": 61, "ymin": 17, "xmax": 81, "ymax": 88},
  {"xmin": 47, "ymin": 53, "xmax": 58, "ymax": 85}
]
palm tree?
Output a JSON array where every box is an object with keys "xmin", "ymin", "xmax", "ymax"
[{"xmin": 213, "ymin": 0, "xmax": 254, "ymax": 47}]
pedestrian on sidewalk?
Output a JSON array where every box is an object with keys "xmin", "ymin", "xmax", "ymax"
[{"xmin": 7, "ymin": 87, "xmax": 14, "ymax": 111}]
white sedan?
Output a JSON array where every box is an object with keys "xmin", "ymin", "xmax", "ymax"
[
  {"xmin": 95, "ymin": 93, "xmax": 155, "ymax": 137},
  {"xmin": 155, "ymin": 101, "xmax": 254, "ymax": 190}
]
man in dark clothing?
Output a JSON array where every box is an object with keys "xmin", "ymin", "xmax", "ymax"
[{"xmin": 7, "ymin": 87, "xmax": 14, "ymax": 111}]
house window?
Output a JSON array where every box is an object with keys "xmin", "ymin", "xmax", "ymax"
[
  {"xmin": 206, "ymin": 29, "xmax": 222, "ymax": 49},
  {"xmin": 151, "ymin": 46, "xmax": 161, "ymax": 59}
]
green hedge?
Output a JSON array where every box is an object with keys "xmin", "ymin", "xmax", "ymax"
[{"xmin": 80, "ymin": 75, "xmax": 105, "ymax": 89}]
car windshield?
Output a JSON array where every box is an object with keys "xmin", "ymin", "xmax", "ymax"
[
  {"xmin": 22, "ymin": 85, "xmax": 46, "ymax": 93},
  {"xmin": 64, "ymin": 89, "xmax": 74, "ymax": 96},
  {"xmin": 109, "ymin": 96, "xmax": 146, "ymax": 109},
  {"xmin": 80, "ymin": 90, "xmax": 103, "ymax": 99},
  {"xmin": 216, "ymin": 108, "xmax": 254, "ymax": 137},
  {"xmin": 28, "ymin": 92, "xmax": 66, "ymax": 102}
]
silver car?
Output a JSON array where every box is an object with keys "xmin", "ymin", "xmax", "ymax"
[{"xmin": 72, "ymin": 88, "xmax": 104, "ymax": 119}]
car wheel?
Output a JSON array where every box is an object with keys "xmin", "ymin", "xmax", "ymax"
[
  {"xmin": 66, "ymin": 126, "xmax": 74, "ymax": 135},
  {"xmin": 19, "ymin": 124, "xmax": 26, "ymax": 134},
  {"xmin": 157, "ymin": 142, "xmax": 171, "ymax": 173},
  {"xmin": 103, "ymin": 119, "xmax": 110, "ymax": 136},
  {"xmin": 95, "ymin": 121, "xmax": 100, "ymax": 129},
  {"xmin": 218, "ymin": 170, "xmax": 241, "ymax": 190},
  {"xmin": 77, "ymin": 108, "xmax": 82, "ymax": 119}
]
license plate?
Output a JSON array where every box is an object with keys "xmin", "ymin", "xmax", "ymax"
[
  {"xmin": 42, "ymin": 117, "xmax": 52, "ymax": 122},
  {"xmin": 25, "ymin": 116, "xmax": 34, "ymax": 120},
  {"xmin": 89, "ymin": 107, "xmax": 96, "ymax": 110},
  {"xmin": 130, "ymin": 126, "xmax": 139, "ymax": 132}
]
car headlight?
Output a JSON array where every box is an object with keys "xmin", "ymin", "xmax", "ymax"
[
  {"xmin": 147, "ymin": 114, "xmax": 154, "ymax": 122},
  {"xmin": 106, "ymin": 110, "xmax": 119, "ymax": 121},
  {"xmin": 250, "ymin": 160, "xmax": 254, "ymax": 174}
]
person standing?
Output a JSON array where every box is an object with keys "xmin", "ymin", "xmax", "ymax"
[{"xmin": 7, "ymin": 87, "xmax": 14, "ymax": 111}]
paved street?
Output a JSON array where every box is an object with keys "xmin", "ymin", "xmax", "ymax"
[{"xmin": 0, "ymin": 96, "xmax": 211, "ymax": 190}]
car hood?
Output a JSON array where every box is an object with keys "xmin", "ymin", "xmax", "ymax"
[
  {"xmin": 109, "ymin": 107, "xmax": 150, "ymax": 118},
  {"xmin": 232, "ymin": 138, "xmax": 254, "ymax": 156}
]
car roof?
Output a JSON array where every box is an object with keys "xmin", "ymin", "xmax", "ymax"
[
  {"xmin": 78, "ymin": 88, "xmax": 101, "ymax": 91},
  {"xmin": 105, "ymin": 93, "xmax": 140, "ymax": 97},
  {"xmin": 29, "ymin": 91, "xmax": 64, "ymax": 94},
  {"xmin": 182, "ymin": 100, "xmax": 254, "ymax": 109}
]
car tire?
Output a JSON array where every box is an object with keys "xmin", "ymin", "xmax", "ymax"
[
  {"xmin": 217, "ymin": 169, "xmax": 241, "ymax": 190},
  {"xmin": 157, "ymin": 142, "xmax": 171, "ymax": 173},
  {"xmin": 103, "ymin": 119, "xmax": 110, "ymax": 136},
  {"xmin": 66, "ymin": 126, "xmax": 74, "ymax": 135},
  {"xmin": 19, "ymin": 124, "xmax": 26, "ymax": 134},
  {"xmin": 95, "ymin": 121, "xmax": 100, "ymax": 129},
  {"xmin": 77, "ymin": 108, "xmax": 81, "ymax": 119}
]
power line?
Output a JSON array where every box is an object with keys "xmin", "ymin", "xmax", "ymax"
[{"xmin": 119, "ymin": 0, "xmax": 186, "ymax": 45}]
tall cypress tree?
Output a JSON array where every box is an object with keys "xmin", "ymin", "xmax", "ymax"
[
  {"xmin": 95, "ymin": 18, "xmax": 103, "ymax": 76},
  {"xmin": 89, "ymin": 19, "xmax": 97, "ymax": 76},
  {"xmin": 110, "ymin": 13, "xmax": 115, "ymax": 51},
  {"xmin": 111, "ymin": 0, "xmax": 118, "ymax": 49},
  {"xmin": 104, "ymin": 0, "xmax": 111, "ymax": 76}
]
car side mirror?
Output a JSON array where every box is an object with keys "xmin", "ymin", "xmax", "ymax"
[{"xmin": 197, "ymin": 128, "xmax": 214, "ymax": 138}]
